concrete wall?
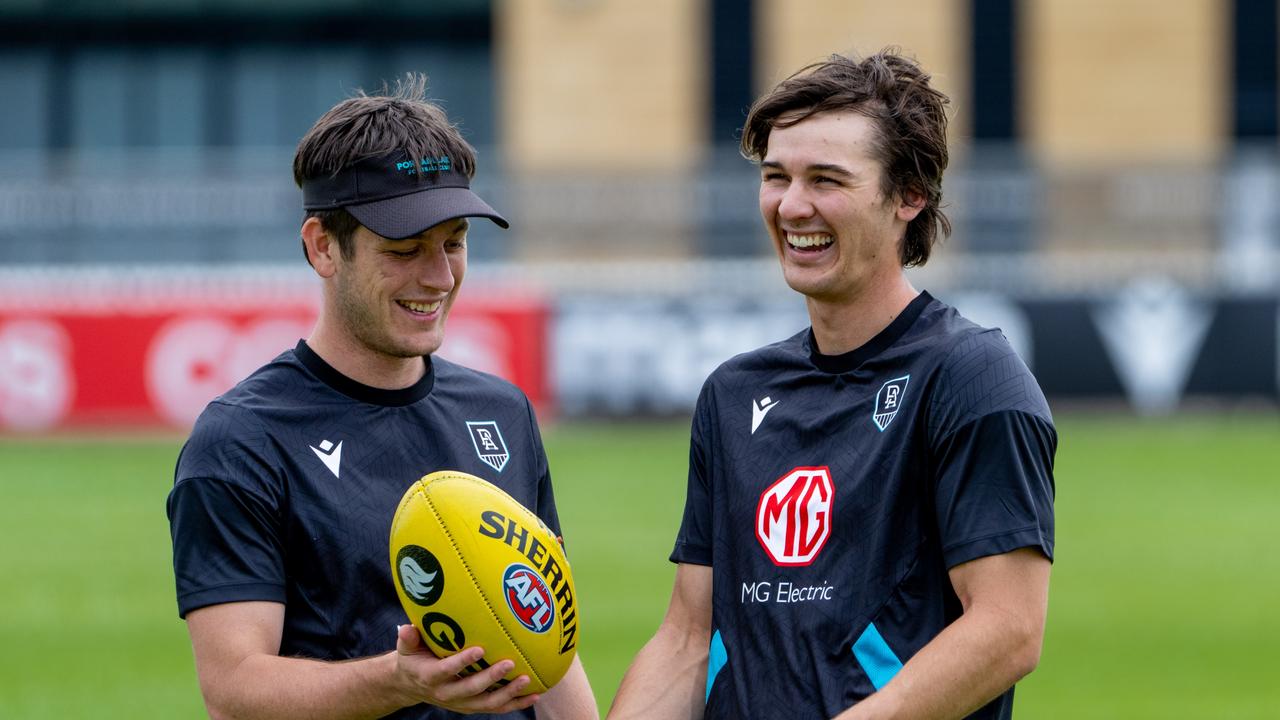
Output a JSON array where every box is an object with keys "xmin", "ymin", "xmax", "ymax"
[
  {"xmin": 1024, "ymin": 0, "xmax": 1226, "ymax": 166},
  {"xmin": 756, "ymin": 0, "xmax": 967, "ymax": 136}
]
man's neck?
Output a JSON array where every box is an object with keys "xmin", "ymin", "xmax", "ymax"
[
  {"xmin": 806, "ymin": 275, "xmax": 920, "ymax": 356},
  {"xmin": 305, "ymin": 321, "xmax": 426, "ymax": 391}
]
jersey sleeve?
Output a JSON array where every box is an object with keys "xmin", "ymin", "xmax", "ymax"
[
  {"xmin": 670, "ymin": 381, "xmax": 715, "ymax": 566},
  {"xmin": 932, "ymin": 410, "xmax": 1056, "ymax": 567},
  {"xmin": 525, "ymin": 397, "xmax": 563, "ymax": 538},
  {"xmin": 167, "ymin": 402, "xmax": 287, "ymax": 618},
  {"xmin": 927, "ymin": 329, "xmax": 1057, "ymax": 568}
]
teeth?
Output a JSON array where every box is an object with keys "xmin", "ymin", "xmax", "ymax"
[
  {"xmin": 399, "ymin": 300, "xmax": 442, "ymax": 313},
  {"xmin": 786, "ymin": 233, "xmax": 834, "ymax": 248}
]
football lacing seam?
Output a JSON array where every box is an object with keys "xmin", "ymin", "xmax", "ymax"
[{"xmin": 417, "ymin": 475, "xmax": 549, "ymax": 690}]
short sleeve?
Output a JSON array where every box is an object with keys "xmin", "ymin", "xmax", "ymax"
[
  {"xmin": 932, "ymin": 409, "xmax": 1056, "ymax": 568},
  {"xmin": 526, "ymin": 398, "xmax": 563, "ymax": 538},
  {"xmin": 926, "ymin": 328, "xmax": 1057, "ymax": 568},
  {"xmin": 167, "ymin": 402, "xmax": 287, "ymax": 617},
  {"xmin": 168, "ymin": 476, "xmax": 287, "ymax": 616},
  {"xmin": 670, "ymin": 383, "xmax": 714, "ymax": 566}
]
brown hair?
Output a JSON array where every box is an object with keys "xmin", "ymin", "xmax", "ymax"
[
  {"xmin": 741, "ymin": 50, "xmax": 951, "ymax": 267},
  {"xmin": 293, "ymin": 74, "xmax": 479, "ymax": 261}
]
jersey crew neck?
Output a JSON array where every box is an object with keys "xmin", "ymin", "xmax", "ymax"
[
  {"xmin": 808, "ymin": 291, "xmax": 934, "ymax": 374},
  {"xmin": 294, "ymin": 339, "xmax": 435, "ymax": 406}
]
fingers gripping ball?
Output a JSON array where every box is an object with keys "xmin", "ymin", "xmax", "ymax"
[{"xmin": 390, "ymin": 470, "xmax": 579, "ymax": 695}]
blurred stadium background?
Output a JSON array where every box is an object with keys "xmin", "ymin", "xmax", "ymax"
[{"xmin": 1, "ymin": 0, "xmax": 1278, "ymax": 718}]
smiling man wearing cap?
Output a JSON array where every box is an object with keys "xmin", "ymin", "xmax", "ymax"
[{"xmin": 167, "ymin": 76, "xmax": 598, "ymax": 720}]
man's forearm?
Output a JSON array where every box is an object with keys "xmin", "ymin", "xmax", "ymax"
[
  {"xmin": 200, "ymin": 650, "xmax": 411, "ymax": 720},
  {"xmin": 535, "ymin": 656, "xmax": 599, "ymax": 720},
  {"xmin": 608, "ymin": 624, "xmax": 708, "ymax": 720},
  {"xmin": 834, "ymin": 603, "xmax": 1043, "ymax": 720}
]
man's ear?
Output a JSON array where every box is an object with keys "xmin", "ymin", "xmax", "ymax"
[
  {"xmin": 897, "ymin": 187, "xmax": 926, "ymax": 223},
  {"xmin": 301, "ymin": 217, "xmax": 339, "ymax": 278}
]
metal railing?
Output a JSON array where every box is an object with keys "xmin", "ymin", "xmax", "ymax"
[{"xmin": 1, "ymin": 145, "xmax": 1277, "ymax": 293}]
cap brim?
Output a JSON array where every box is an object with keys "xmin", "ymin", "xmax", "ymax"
[{"xmin": 345, "ymin": 187, "xmax": 510, "ymax": 240}]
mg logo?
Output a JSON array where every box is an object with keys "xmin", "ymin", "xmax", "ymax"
[{"xmin": 755, "ymin": 466, "xmax": 834, "ymax": 566}]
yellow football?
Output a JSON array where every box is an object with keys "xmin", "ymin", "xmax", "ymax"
[{"xmin": 389, "ymin": 470, "xmax": 579, "ymax": 695}]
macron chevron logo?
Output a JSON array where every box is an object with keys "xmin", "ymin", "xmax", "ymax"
[
  {"xmin": 310, "ymin": 439, "xmax": 343, "ymax": 478},
  {"xmin": 751, "ymin": 397, "xmax": 780, "ymax": 434}
]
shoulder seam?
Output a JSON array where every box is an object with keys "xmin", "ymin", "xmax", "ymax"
[
  {"xmin": 435, "ymin": 357, "xmax": 524, "ymax": 395},
  {"xmin": 925, "ymin": 326, "xmax": 995, "ymax": 430},
  {"xmin": 194, "ymin": 399, "xmax": 288, "ymax": 470},
  {"xmin": 931, "ymin": 407, "xmax": 1055, "ymax": 448},
  {"xmin": 172, "ymin": 474, "xmax": 279, "ymax": 509}
]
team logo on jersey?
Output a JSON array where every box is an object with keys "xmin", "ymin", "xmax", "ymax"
[
  {"xmin": 466, "ymin": 421, "xmax": 509, "ymax": 472},
  {"xmin": 873, "ymin": 375, "xmax": 910, "ymax": 431},
  {"xmin": 755, "ymin": 466, "xmax": 834, "ymax": 566},
  {"xmin": 502, "ymin": 563, "xmax": 555, "ymax": 634}
]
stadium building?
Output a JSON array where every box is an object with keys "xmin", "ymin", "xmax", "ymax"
[{"xmin": 0, "ymin": 0, "xmax": 1278, "ymax": 428}]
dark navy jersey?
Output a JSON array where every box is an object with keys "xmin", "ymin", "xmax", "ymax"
[
  {"xmin": 672, "ymin": 292, "xmax": 1056, "ymax": 720},
  {"xmin": 168, "ymin": 340, "xmax": 559, "ymax": 720}
]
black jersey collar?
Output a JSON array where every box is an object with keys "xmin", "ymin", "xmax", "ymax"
[
  {"xmin": 808, "ymin": 291, "xmax": 934, "ymax": 374},
  {"xmin": 294, "ymin": 340, "xmax": 435, "ymax": 406}
]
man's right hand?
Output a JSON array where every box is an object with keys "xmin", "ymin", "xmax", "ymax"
[
  {"xmin": 392, "ymin": 624, "xmax": 540, "ymax": 715},
  {"xmin": 186, "ymin": 601, "xmax": 541, "ymax": 719}
]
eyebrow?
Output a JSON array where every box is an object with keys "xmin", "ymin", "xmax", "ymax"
[{"xmin": 760, "ymin": 160, "xmax": 855, "ymax": 177}]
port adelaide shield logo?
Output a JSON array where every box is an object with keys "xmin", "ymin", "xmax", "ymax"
[
  {"xmin": 873, "ymin": 375, "xmax": 910, "ymax": 431},
  {"xmin": 466, "ymin": 420, "xmax": 509, "ymax": 472}
]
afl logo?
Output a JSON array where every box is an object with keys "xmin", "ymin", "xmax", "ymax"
[
  {"xmin": 756, "ymin": 466, "xmax": 834, "ymax": 566},
  {"xmin": 502, "ymin": 563, "xmax": 555, "ymax": 634},
  {"xmin": 396, "ymin": 545, "xmax": 444, "ymax": 606}
]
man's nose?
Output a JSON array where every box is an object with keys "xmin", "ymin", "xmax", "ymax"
[
  {"xmin": 777, "ymin": 183, "xmax": 815, "ymax": 221},
  {"xmin": 415, "ymin": 245, "xmax": 455, "ymax": 291}
]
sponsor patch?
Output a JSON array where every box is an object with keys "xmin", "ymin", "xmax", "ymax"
[{"xmin": 755, "ymin": 466, "xmax": 834, "ymax": 566}]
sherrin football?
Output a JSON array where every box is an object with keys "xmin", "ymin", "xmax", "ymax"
[{"xmin": 390, "ymin": 470, "xmax": 579, "ymax": 695}]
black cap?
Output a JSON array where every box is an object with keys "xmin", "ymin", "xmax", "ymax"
[{"xmin": 301, "ymin": 152, "xmax": 509, "ymax": 239}]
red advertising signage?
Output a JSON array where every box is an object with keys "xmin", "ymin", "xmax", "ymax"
[{"xmin": 0, "ymin": 279, "xmax": 549, "ymax": 432}]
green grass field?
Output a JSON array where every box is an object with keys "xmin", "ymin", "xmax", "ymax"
[{"xmin": 1, "ymin": 413, "xmax": 1278, "ymax": 718}]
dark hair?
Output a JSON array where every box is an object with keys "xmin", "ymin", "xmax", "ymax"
[
  {"xmin": 293, "ymin": 74, "xmax": 479, "ymax": 261},
  {"xmin": 741, "ymin": 50, "xmax": 951, "ymax": 267}
]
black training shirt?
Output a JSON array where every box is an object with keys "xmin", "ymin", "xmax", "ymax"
[
  {"xmin": 169, "ymin": 341, "xmax": 558, "ymax": 720},
  {"xmin": 672, "ymin": 292, "xmax": 1056, "ymax": 719}
]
